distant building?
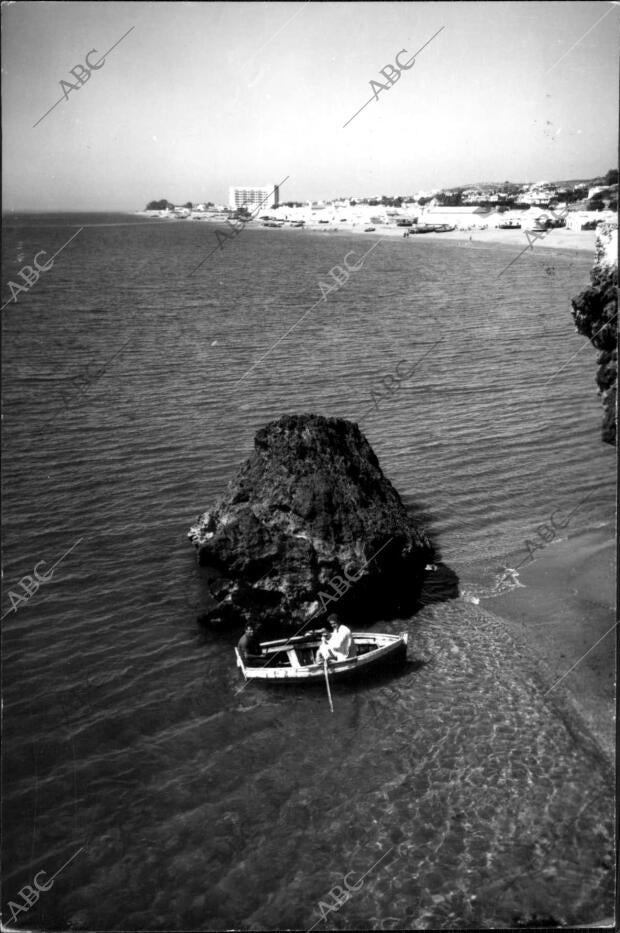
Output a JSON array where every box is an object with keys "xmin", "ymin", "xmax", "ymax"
[
  {"xmin": 229, "ymin": 185, "xmax": 279, "ymax": 212},
  {"xmin": 421, "ymin": 206, "xmax": 501, "ymax": 229},
  {"xmin": 462, "ymin": 189, "xmax": 487, "ymax": 204}
]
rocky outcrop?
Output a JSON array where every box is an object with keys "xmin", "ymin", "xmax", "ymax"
[
  {"xmin": 188, "ymin": 414, "xmax": 435, "ymax": 631},
  {"xmin": 571, "ymin": 221, "xmax": 617, "ymax": 445}
]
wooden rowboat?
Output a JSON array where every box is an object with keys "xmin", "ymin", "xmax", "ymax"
[{"xmin": 235, "ymin": 630, "xmax": 408, "ymax": 683}]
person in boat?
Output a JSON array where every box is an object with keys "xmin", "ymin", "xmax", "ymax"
[
  {"xmin": 237, "ymin": 624, "xmax": 262, "ymax": 663},
  {"xmin": 316, "ymin": 614, "xmax": 357, "ymax": 662},
  {"xmin": 315, "ymin": 629, "xmax": 332, "ymax": 663}
]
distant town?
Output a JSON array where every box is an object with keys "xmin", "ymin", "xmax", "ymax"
[{"xmin": 140, "ymin": 170, "xmax": 617, "ymax": 232}]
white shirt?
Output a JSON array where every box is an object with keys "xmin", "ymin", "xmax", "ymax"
[{"xmin": 327, "ymin": 624, "xmax": 354, "ymax": 660}]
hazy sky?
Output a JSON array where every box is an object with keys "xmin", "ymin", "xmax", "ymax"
[{"xmin": 2, "ymin": 1, "xmax": 618, "ymax": 210}]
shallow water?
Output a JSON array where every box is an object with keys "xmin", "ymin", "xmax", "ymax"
[{"xmin": 2, "ymin": 214, "xmax": 614, "ymax": 928}]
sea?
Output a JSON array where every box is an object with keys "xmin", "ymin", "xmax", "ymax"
[{"xmin": 2, "ymin": 213, "xmax": 615, "ymax": 930}]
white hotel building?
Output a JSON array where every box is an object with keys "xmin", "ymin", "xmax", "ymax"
[{"xmin": 228, "ymin": 185, "xmax": 280, "ymax": 213}]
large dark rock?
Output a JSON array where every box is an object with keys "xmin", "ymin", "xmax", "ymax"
[
  {"xmin": 571, "ymin": 222, "xmax": 617, "ymax": 446},
  {"xmin": 188, "ymin": 414, "xmax": 435, "ymax": 631}
]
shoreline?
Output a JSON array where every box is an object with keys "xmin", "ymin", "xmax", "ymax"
[
  {"xmin": 134, "ymin": 212, "xmax": 598, "ymax": 254},
  {"xmin": 280, "ymin": 221, "xmax": 598, "ymax": 253},
  {"xmin": 476, "ymin": 525, "xmax": 615, "ymax": 764}
]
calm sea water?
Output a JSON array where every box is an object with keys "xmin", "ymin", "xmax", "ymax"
[{"xmin": 2, "ymin": 213, "xmax": 614, "ymax": 929}]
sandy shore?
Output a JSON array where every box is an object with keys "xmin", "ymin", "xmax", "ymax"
[
  {"xmin": 486, "ymin": 526, "xmax": 615, "ymax": 762},
  {"xmin": 139, "ymin": 212, "xmax": 598, "ymax": 254},
  {"xmin": 296, "ymin": 222, "xmax": 597, "ymax": 253}
]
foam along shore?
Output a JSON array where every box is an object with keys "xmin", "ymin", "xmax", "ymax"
[{"xmin": 486, "ymin": 525, "xmax": 615, "ymax": 763}]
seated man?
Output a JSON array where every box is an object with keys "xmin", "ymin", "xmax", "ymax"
[
  {"xmin": 237, "ymin": 624, "xmax": 262, "ymax": 664},
  {"xmin": 320, "ymin": 614, "xmax": 357, "ymax": 662}
]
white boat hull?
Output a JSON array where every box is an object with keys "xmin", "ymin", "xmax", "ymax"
[{"xmin": 235, "ymin": 631, "xmax": 408, "ymax": 683}]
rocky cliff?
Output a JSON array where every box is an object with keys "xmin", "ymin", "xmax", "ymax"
[
  {"xmin": 571, "ymin": 221, "xmax": 618, "ymax": 445},
  {"xmin": 188, "ymin": 414, "xmax": 435, "ymax": 631}
]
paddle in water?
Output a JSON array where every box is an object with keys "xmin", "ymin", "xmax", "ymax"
[{"xmin": 323, "ymin": 658, "xmax": 334, "ymax": 713}]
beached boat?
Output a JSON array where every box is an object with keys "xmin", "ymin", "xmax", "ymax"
[
  {"xmin": 405, "ymin": 223, "xmax": 454, "ymax": 235},
  {"xmin": 235, "ymin": 630, "xmax": 408, "ymax": 683}
]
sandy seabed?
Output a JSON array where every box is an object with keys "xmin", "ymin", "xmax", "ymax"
[{"xmin": 480, "ymin": 526, "xmax": 616, "ymax": 764}]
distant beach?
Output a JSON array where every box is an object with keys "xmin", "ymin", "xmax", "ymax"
[
  {"xmin": 276, "ymin": 220, "xmax": 599, "ymax": 253},
  {"xmin": 136, "ymin": 211, "xmax": 599, "ymax": 254}
]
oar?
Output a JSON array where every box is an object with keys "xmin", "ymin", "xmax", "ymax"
[{"xmin": 323, "ymin": 658, "xmax": 334, "ymax": 713}]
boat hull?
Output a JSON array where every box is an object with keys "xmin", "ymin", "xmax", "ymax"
[{"xmin": 235, "ymin": 632, "xmax": 408, "ymax": 684}]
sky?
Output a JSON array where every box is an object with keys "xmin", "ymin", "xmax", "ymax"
[{"xmin": 1, "ymin": 1, "xmax": 618, "ymax": 210}]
